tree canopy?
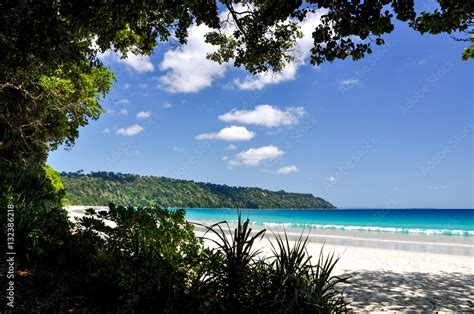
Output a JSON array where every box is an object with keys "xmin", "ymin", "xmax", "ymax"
[
  {"xmin": 208, "ymin": 0, "xmax": 473, "ymax": 73},
  {"xmin": 1, "ymin": 0, "xmax": 472, "ymax": 162}
]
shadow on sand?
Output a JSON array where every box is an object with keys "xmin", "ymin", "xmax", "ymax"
[{"xmin": 342, "ymin": 270, "xmax": 474, "ymax": 312}]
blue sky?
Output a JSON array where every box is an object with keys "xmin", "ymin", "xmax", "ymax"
[{"xmin": 49, "ymin": 15, "xmax": 473, "ymax": 209}]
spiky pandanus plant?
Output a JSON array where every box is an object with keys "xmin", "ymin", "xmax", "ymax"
[
  {"xmin": 268, "ymin": 231, "xmax": 349, "ymax": 313},
  {"xmin": 197, "ymin": 215, "xmax": 349, "ymax": 313},
  {"xmin": 198, "ymin": 214, "xmax": 266, "ymax": 312},
  {"xmin": 308, "ymin": 249, "xmax": 349, "ymax": 312}
]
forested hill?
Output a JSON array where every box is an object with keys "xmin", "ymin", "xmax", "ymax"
[{"xmin": 61, "ymin": 171, "xmax": 336, "ymax": 209}]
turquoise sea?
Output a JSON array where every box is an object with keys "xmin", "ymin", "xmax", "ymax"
[{"xmin": 185, "ymin": 209, "xmax": 474, "ymax": 237}]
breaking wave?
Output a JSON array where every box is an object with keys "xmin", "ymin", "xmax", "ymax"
[{"xmin": 244, "ymin": 222, "xmax": 474, "ymax": 236}]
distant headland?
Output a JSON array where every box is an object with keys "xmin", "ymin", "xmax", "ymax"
[{"xmin": 60, "ymin": 171, "xmax": 336, "ymax": 209}]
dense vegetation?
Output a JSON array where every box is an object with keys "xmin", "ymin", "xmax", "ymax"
[
  {"xmin": 3, "ymin": 204, "xmax": 348, "ymax": 312},
  {"xmin": 0, "ymin": 162, "xmax": 70, "ymax": 266},
  {"xmin": 0, "ymin": 162, "xmax": 345, "ymax": 311},
  {"xmin": 1, "ymin": 1, "xmax": 470, "ymax": 311},
  {"xmin": 61, "ymin": 171, "xmax": 335, "ymax": 209}
]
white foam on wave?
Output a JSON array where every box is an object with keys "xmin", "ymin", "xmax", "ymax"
[{"xmin": 252, "ymin": 222, "xmax": 474, "ymax": 236}]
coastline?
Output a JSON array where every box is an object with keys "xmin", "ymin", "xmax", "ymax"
[
  {"xmin": 191, "ymin": 219, "xmax": 474, "ymax": 256},
  {"xmin": 66, "ymin": 207, "xmax": 474, "ymax": 311},
  {"xmin": 192, "ymin": 219, "xmax": 474, "ymax": 312}
]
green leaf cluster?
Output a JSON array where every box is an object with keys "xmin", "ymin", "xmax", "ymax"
[
  {"xmin": 1, "ymin": 0, "xmax": 472, "ymax": 163},
  {"xmin": 72, "ymin": 204, "xmax": 202, "ymax": 310},
  {"xmin": 0, "ymin": 162, "xmax": 70, "ymax": 264},
  {"xmin": 15, "ymin": 205, "xmax": 347, "ymax": 312}
]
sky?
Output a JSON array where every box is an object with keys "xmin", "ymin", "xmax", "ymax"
[{"xmin": 48, "ymin": 13, "xmax": 473, "ymax": 209}]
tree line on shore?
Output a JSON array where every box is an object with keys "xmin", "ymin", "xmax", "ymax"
[{"xmin": 61, "ymin": 171, "xmax": 336, "ymax": 209}]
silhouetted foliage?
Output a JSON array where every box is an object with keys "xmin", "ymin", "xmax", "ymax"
[
  {"xmin": 2, "ymin": 0, "xmax": 472, "ymax": 163},
  {"xmin": 195, "ymin": 215, "xmax": 349, "ymax": 313},
  {"xmin": 6, "ymin": 202, "xmax": 348, "ymax": 312}
]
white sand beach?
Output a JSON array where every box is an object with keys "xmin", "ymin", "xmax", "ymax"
[
  {"xmin": 194, "ymin": 221, "xmax": 474, "ymax": 312},
  {"xmin": 66, "ymin": 207, "xmax": 474, "ymax": 312}
]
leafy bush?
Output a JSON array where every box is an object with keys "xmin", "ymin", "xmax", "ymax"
[
  {"xmin": 72, "ymin": 204, "xmax": 204, "ymax": 312},
  {"xmin": 44, "ymin": 165, "xmax": 67, "ymax": 206},
  {"xmin": 0, "ymin": 161, "xmax": 70, "ymax": 265},
  {"xmin": 4, "ymin": 198, "xmax": 348, "ymax": 312}
]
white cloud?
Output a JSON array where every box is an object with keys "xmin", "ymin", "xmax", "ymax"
[
  {"xmin": 123, "ymin": 83, "xmax": 130, "ymax": 89},
  {"xmin": 119, "ymin": 109, "xmax": 128, "ymax": 116},
  {"xmin": 157, "ymin": 24, "xmax": 227, "ymax": 93},
  {"xmin": 136, "ymin": 111, "xmax": 151, "ymax": 119},
  {"xmin": 116, "ymin": 124, "xmax": 144, "ymax": 136},
  {"xmin": 196, "ymin": 125, "xmax": 255, "ymax": 141},
  {"xmin": 229, "ymin": 145, "xmax": 284, "ymax": 167},
  {"xmin": 163, "ymin": 101, "xmax": 173, "ymax": 108},
  {"xmin": 339, "ymin": 79, "xmax": 360, "ymax": 87},
  {"xmin": 155, "ymin": 8, "xmax": 323, "ymax": 92},
  {"xmin": 234, "ymin": 63, "xmax": 298, "ymax": 90},
  {"xmin": 276, "ymin": 165, "xmax": 300, "ymax": 174},
  {"xmin": 326, "ymin": 176, "xmax": 337, "ymax": 184},
  {"xmin": 117, "ymin": 98, "xmax": 130, "ymax": 105},
  {"xmin": 123, "ymin": 53, "xmax": 154, "ymax": 73},
  {"xmin": 173, "ymin": 146, "xmax": 184, "ymax": 152},
  {"xmin": 219, "ymin": 105, "xmax": 304, "ymax": 128},
  {"xmin": 234, "ymin": 10, "xmax": 325, "ymax": 90},
  {"xmin": 226, "ymin": 144, "xmax": 237, "ymax": 150},
  {"xmin": 295, "ymin": 11, "xmax": 325, "ymax": 60},
  {"xmin": 98, "ymin": 49, "xmax": 154, "ymax": 73},
  {"xmin": 222, "ymin": 156, "xmax": 229, "ymax": 161},
  {"xmin": 102, "ymin": 128, "xmax": 111, "ymax": 134}
]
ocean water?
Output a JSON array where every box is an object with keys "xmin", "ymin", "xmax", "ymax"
[{"xmin": 185, "ymin": 208, "xmax": 474, "ymax": 237}]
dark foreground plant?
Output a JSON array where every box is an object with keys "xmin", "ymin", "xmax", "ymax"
[
  {"xmin": 72, "ymin": 204, "xmax": 203, "ymax": 312},
  {"xmin": 196, "ymin": 215, "xmax": 349, "ymax": 313},
  {"xmin": 197, "ymin": 215, "xmax": 266, "ymax": 312},
  {"xmin": 6, "ymin": 204, "xmax": 349, "ymax": 312},
  {"xmin": 268, "ymin": 231, "xmax": 349, "ymax": 312},
  {"xmin": 0, "ymin": 161, "xmax": 70, "ymax": 265}
]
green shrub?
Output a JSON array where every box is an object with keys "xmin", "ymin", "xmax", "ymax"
[
  {"xmin": 0, "ymin": 161, "xmax": 70, "ymax": 265},
  {"xmin": 3, "ymin": 196, "xmax": 349, "ymax": 312},
  {"xmin": 72, "ymin": 204, "xmax": 204, "ymax": 312},
  {"xmin": 44, "ymin": 165, "xmax": 67, "ymax": 206}
]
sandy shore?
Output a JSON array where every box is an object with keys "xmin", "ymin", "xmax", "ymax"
[
  {"xmin": 66, "ymin": 207, "xmax": 474, "ymax": 312},
  {"xmin": 194, "ymin": 221, "xmax": 474, "ymax": 312}
]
